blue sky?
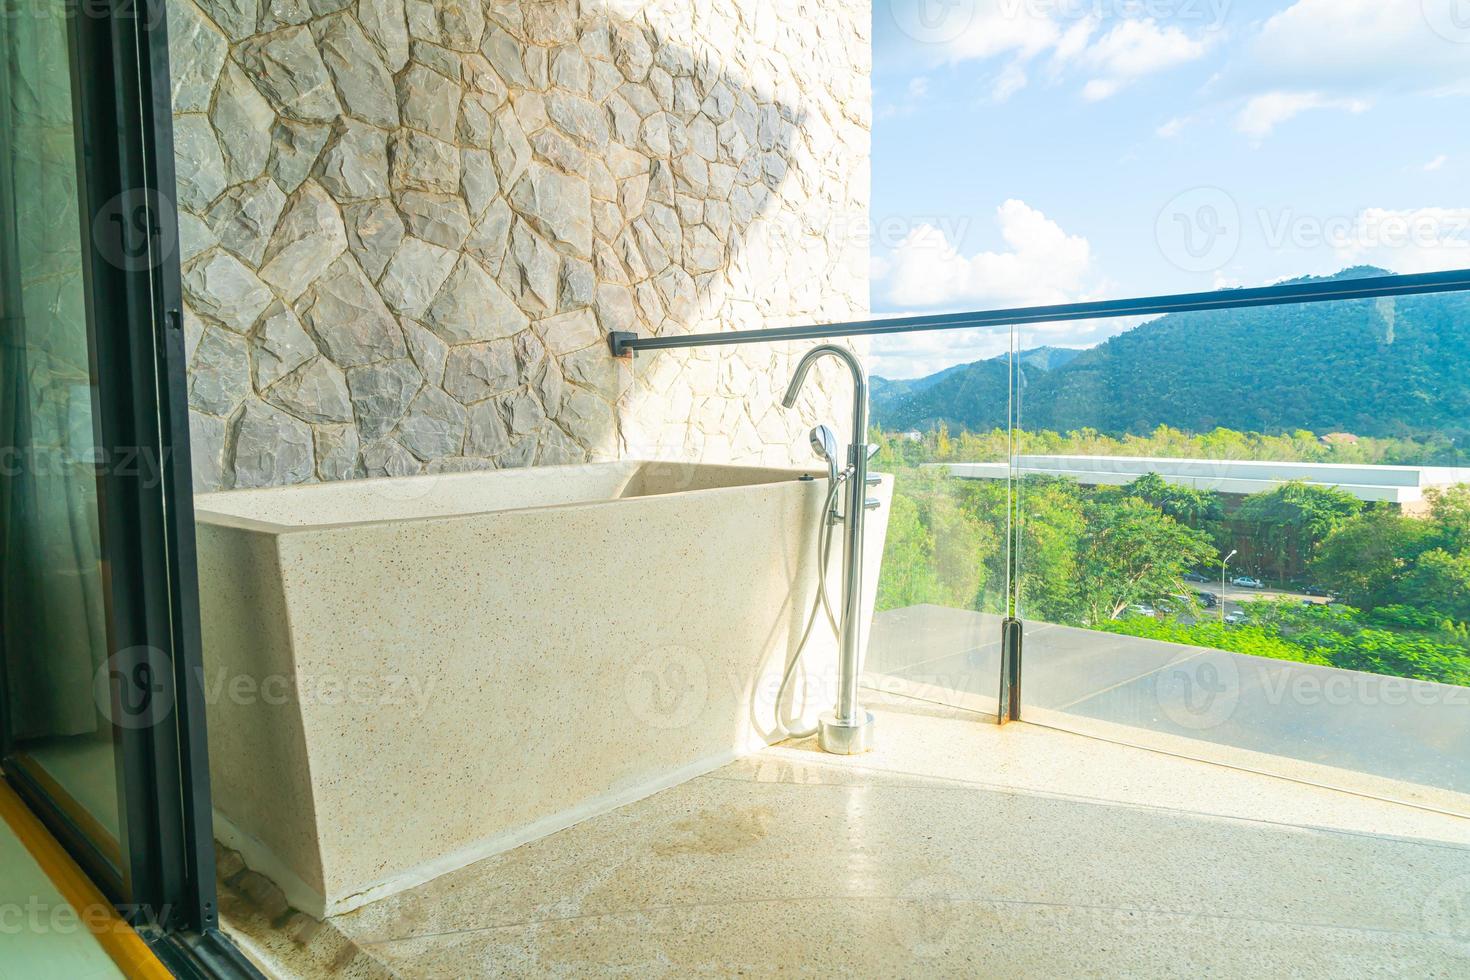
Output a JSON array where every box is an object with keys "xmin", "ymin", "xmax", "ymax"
[{"xmin": 867, "ymin": 0, "xmax": 1470, "ymax": 377}]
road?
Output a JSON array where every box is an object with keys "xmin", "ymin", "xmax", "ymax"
[{"xmin": 1173, "ymin": 581, "xmax": 1332, "ymax": 625}]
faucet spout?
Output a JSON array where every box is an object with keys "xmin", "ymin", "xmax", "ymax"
[
  {"xmin": 781, "ymin": 344, "xmax": 868, "ymax": 450},
  {"xmin": 780, "ymin": 343, "xmax": 875, "ymax": 755}
]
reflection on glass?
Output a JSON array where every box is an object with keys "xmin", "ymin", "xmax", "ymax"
[
  {"xmin": 1007, "ymin": 295, "xmax": 1470, "ymax": 809},
  {"xmin": 865, "ymin": 289, "xmax": 1470, "ymax": 810},
  {"xmin": 863, "ymin": 330, "xmax": 1011, "ymax": 716},
  {"xmin": 1, "ymin": 7, "xmax": 122, "ymax": 862}
]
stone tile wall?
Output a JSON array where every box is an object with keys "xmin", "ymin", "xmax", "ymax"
[{"xmin": 172, "ymin": 0, "xmax": 870, "ymax": 489}]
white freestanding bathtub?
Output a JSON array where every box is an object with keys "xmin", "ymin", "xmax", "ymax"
[{"xmin": 194, "ymin": 461, "xmax": 891, "ymax": 916}]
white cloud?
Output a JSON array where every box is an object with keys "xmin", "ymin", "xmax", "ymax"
[
  {"xmin": 1077, "ymin": 19, "xmax": 1211, "ymax": 100},
  {"xmin": 876, "ymin": 75, "xmax": 931, "ymax": 119},
  {"xmin": 1082, "ymin": 79, "xmax": 1121, "ymax": 102},
  {"xmin": 990, "ymin": 61, "xmax": 1028, "ymax": 102},
  {"xmin": 1424, "ymin": 154, "xmax": 1449, "ymax": 172},
  {"xmin": 1247, "ymin": 0, "xmax": 1470, "ymax": 93},
  {"xmin": 930, "ymin": 4, "xmax": 1208, "ymax": 101},
  {"xmin": 1156, "ymin": 116, "xmax": 1189, "ymax": 138},
  {"xmin": 882, "ymin": 200, "xmax": 1094, "ymax": 309},
  {"xmin": 867, "ymin": 323, "xmax": 1010, "ymax": 380},
  {"xmin": 1235, "ymin": 92, "xmax": 1369, "ymax": 139},
  {"xmin": 1050, "ymin": 16, "xmax": 1098, "ymax": 66},
  {"xmin": 944, "ymin": 2, "xmax": 1065, "ymax": 64},
  {"xmin": 1223, "ymin": 0, "xmax": 1470, "ymax": 137}
]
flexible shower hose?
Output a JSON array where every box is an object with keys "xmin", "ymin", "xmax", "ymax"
[{"xmin": 775, "ymin": 472, "xmax": 845, "ymax": 739}]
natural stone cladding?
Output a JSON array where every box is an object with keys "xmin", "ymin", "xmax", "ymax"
[{"xmin": 174, "ymin": 0, "xmax": 871, "ymax": 490}]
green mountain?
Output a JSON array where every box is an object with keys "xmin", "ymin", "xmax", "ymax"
[
  {"xmin": 1011, "ymin": 345, "xmax": 1083, "ymax": 372},
  {"xmin": 871, "ymin": 346, "xmax": 1080, "ymax": 430},
  {"xmin": 871, "ymin": 268, "xmax": 1470, "ymax": 440}
]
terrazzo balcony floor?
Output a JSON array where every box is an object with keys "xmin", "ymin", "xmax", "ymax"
[{"xmin": 275, "ymin": 692, "xmax": 1470, "ymax": 977}]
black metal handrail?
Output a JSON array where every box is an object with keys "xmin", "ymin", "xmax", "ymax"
[{"xmin": 609, "ymin": 267, "xmax": 1470, "ymax": 357}]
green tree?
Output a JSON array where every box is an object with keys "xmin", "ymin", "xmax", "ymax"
[
  {"xmin": 1312, "ymin": 508, "xmax": 1435, "ymax": 609},
  {"xmin": 1425, "ymin": 484, "xmax": 1470, "ymax": 553},
  {"xmin": 1236, "ymin": 481, "xmax": 1363, "ymax": 582},
  {"xmin": 1399, "ymin": 548, "xmax": 1470, "ymax": 622},
  {"xmin": 875, "ymin": 469, "xmax": 997, "ymax": 612},
  {"xmin": 1012, "ymin": 477, "xmax": 1087, "ymax": 625},
  {"xmin": 1076, "ymin": 496, "xmax": 1215, "ymax": 624},
  {"xmin": 1120, "ymin": 472, "xmax": 1223, "ymax": 524}
]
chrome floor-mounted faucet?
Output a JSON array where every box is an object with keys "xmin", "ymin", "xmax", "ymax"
[{"xmin": 782, "ymin": 344, "xmax": 876, "ymax": 754}]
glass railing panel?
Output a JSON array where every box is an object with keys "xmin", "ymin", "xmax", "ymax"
[
  {"xmin": 1002, "ymin": 295, "xmax": 1470, "ymax": 811},
  {"xmin": 863, "ymin": 327, "xmax": 1012, "ymax": 716}
]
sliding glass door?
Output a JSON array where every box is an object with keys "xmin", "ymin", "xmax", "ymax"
[
  {"xmin": 0, "ymin": 0, "xmax": 129, "ymax": 884},
  {"xmin": 0, "ymin": 2, "xmax": 237, "ymax": 967}
]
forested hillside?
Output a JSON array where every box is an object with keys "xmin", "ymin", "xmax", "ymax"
[{"xmin": 872, "ymin": 268, "xmax": 1470, "ymax": 440}]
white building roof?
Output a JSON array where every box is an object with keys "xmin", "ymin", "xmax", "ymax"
[{"xmin": 939, "ymin": 456, "xmax": 1470, "ymax": 506}]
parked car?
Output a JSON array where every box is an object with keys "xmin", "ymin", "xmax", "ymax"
[
  {"xmin": 1129, "ymin": 602, "xmax": 1157, "ymax": 617},
  {"xmin": 1301, "ymin": 584, "xmax": 1332, "ymax": 597},
  {"xmin": 1224, "ymin": 610, "xmax": 1248, "ymax": 625},
  {"xmin": 1183, "ymin": 572, "xmax": 1212, "ymax": 584},
  {"xmin": 1194, "ymin": 590, "xmax": 1218, "ymax": 608},
  {"xmin": 1231, "ymin": 575, "xmax": 1263, "ymax": 588}
]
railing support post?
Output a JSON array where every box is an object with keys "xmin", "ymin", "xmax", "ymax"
[{"xmin": 998, "ymin": 617, "xmax": 1022, "ymax": 725}]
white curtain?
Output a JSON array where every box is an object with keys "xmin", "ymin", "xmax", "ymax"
[{"xmin": 1, "ymin": 4, "xmax": 109, "ymax": 741}]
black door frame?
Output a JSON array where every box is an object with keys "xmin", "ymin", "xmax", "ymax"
[{"xmin": 0, "ymin": 0, "xmax": 252, "ymax": 974}]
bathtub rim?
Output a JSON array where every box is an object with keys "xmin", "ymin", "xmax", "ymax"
[{"xmin": 193, "ymin": 459, "xmax": 837, "ymax": 535}]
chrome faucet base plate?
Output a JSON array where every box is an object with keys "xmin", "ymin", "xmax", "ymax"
[{"xmin": 817, "ymin": 710, "xmax": 876, "ymax": 755}]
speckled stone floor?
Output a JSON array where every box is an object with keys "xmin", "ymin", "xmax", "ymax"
[{"xmin": 236, "ymin": 693, "xmax": 1470, "ymax": 977}]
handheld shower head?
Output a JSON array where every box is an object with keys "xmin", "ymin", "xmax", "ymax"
[
  {"xmin": 810, "ymin": 424, "xmax": 839, "ymax": 485},
  {"xmin": 809, "ymin": 424, "xmax": 837, "ymax": 463}
]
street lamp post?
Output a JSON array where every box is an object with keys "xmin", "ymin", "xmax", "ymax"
[{"xmin": 1220, "ymin": 548, "xmax": 1237, "ymax": 624}]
